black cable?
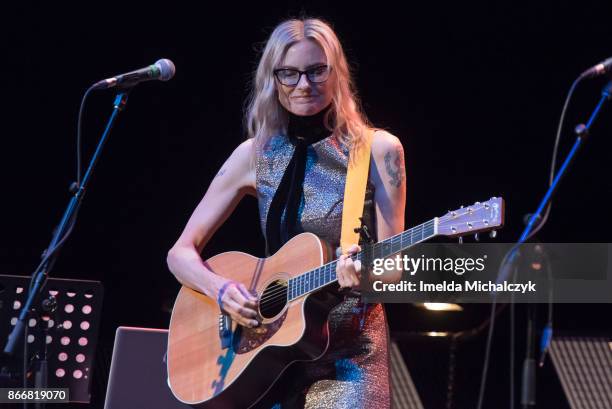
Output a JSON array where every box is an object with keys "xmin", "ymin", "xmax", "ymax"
[
  {"xmin": 475, "ymin": 296, "xmax": 498, "ymax": 409},
  {"xmin": 22, "ymin": 328, "xmax": 27, "ymax": 409},
  {"xmin": 538, "ymin": 249, "xmax": 554, "ymax": 368},
  {"xmin": 524, "ymin": 77, "xmax": 581, "ymax": 241},
  {"xmin": 545, "ymin": 255, "xmax": 553, "ymax": 335},
  {"xmin": 76, "ymin": 85, "xmax": 95, "ymax": 188},
  {"xmin": 509, "ymin": 267, "xmax": 517, "ymax": 409},
  {"xmin": 21, "ymin": 85, "xmax": 93, "ymax": 406},
  {"xmin": 476, "ymin": 249, "xmax": 513, "ymax": 409},
  {"xmin": 26, "ymin": 85, "xmax": 94, "ymax": 295},
  {"xmin": 476, "ymin": 74, "xmax": 583, "ymax": 408},
  {"xmin": 446, "ymin": 336, "xmax": 458, "ymax": 409},
  {"xmin": 475, "ymin": 251, "xmax": 524, "ymax": 409},
  {"xmin": 26, "ymin": 206, "xmax": 81, "ymax": 296}
]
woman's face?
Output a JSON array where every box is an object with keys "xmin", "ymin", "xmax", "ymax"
[{"xmin": 275, "ymin": 39, "xmax": 334, "ymax": 116}]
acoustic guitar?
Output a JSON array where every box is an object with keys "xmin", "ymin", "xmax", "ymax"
[{"xmin": 167, "ymin": 197, "xmax": 504, "ymax": 408}]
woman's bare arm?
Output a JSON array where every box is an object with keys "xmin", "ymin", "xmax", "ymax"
[
  {"xmin": 166, "ymin": 139, "xmax": 260, "ymax": 327},
  {"xmin": 336, "ymin": 130, "xmax": 407, "ymax": 288},
  {"xmin": 370, "ymin": 130, "xmax": 406, "ymax": 282}
]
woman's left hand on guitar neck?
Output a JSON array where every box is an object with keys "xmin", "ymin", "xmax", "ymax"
[{"xmin": 336, "ymin": 244, "xmax": 362, "ymax": 289}]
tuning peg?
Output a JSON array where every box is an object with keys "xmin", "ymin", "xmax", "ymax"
[
  {"xmin": 474, "ymin": 233, "xmax": 480, "ymax": 242},
  {"xmin": 489, "ymin": 230, "xmax": 497, "ymax": 239},
  {"xmin": 458, "ymin": 236, "xmax": 463, "ymax": 244}
]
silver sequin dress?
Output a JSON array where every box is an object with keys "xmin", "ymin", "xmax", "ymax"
[{"xmin": 254, "ymin": 134, "xmax": 391, "ymax": 409}]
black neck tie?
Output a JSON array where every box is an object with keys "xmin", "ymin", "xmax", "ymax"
[{"xmin": 265, "ymin": 107, "xmax": 332, "ymax": 254}]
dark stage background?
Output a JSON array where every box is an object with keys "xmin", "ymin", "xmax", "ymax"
[{"xmin": 2, "ymin": 2, "xmax": 611, "ymax": 408}]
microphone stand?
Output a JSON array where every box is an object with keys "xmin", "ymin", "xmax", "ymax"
[
  {"xmin": 497, "ymin": 80, "xmax": 611, "ymax": 408},
  {"xmin": 3, "ymin": 91, "xmax": 129, "ymax": 369},
  {"xmin": 33, "ymin": 295, "xmax": 57, "ymax": 409}
]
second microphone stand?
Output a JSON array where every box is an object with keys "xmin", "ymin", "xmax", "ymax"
[{"xmin": 502, "ymin": 80, "xmax": 611, "ymax": 408}]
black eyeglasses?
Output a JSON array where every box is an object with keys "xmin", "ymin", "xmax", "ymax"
[{"xmin": 273, "ymin": 65, "xmax": 331, "ymax": 86}]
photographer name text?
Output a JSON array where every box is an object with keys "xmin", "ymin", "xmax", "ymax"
[{"xmin": 372, "ymin": 280, "xmax": 536, "ymax": 293}]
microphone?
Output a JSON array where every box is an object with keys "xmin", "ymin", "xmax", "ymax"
[
  {"xmin": 579, "ymin": 57, "xmax": 612, "ymax": 79},
  {"xmin": 92, "ymin": 58, "xmax": 176, "ymax": 90}
]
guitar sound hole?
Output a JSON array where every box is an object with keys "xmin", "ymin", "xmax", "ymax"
[{"xmin": 259, "ymin": 279, "xmax": 288, "ymax": 319}]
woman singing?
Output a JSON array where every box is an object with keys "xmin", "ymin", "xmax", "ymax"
[{"xmin": 167, "ymin": 17, "xmax": 406, "ymax": 408}]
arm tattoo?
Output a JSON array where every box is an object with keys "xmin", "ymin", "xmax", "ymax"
[
  {"xmin": 215, "ymin": 168, "xmax": 227, "ymax": 178},
  {"xmin": 384, "ymin": 146, "xmax": 405, "ymax": 188}
]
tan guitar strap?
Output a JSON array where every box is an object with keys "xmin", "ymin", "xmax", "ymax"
[{"xmin": 340, "ymin": 128, "xmax": 375, "ymax": 254}]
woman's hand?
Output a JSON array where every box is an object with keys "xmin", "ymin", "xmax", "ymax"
[
  {"xmin": 336, "ymin": 244, "xmax": 362, "ymax": 289},
  {"xmin": 217, "ymin": 280, "xmax": 260, "ymax": 328}
]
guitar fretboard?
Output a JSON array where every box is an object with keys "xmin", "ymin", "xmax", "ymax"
[{"xmin": 287, "ymin": 219, "xmax": 437, "ymax": 301}]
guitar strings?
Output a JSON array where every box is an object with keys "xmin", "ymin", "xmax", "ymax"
[
  {"xmin": 258, "ymin": 271, "xmax": 339, "ymax": 304},
  {"xmin": 259, "ymin": 298, "xmax": 287, "ymax": 311},
  {"xmin": 258, "ymin": 261, "xmax": 346, "ymax": 307},
  {"xmin": 260, "ymin": 263, "xmax": 340, "ymax": 300},
  {"xmin": 259, "ymin": 220, "xmax": 436, "ymax": 305},
  {"xmin": 259, "ymin": 285, "xmax": 288, "ymax": 301},
  {"xmin": 258, "ymin": 218, "xmax": 473, "ymax": 308},
  {"xmin": 261, "ymin": 212, "xmax": 468, "ymax": 302},
  {"xmin": 257, "ymin": 207, "xmax": 486, "ymax": 306},
  {"xmin": 258, "ymin": 262, "xmax": 341, "ymax": 303},
  {"xmin": 257, "ymin": 260, "xmax": 341, "ymax": 302},
  {"xmin": 258, "ymin": 223, "xmax": 428, "ymax": 305},
  {"xmin": 256, "ymin": 208, "xmax": 492, "ymax": 316}
]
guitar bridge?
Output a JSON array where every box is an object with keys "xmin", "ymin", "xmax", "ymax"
[{"xmin": 218, "ymin": 313, "xmax": 232, "ymax": 349}]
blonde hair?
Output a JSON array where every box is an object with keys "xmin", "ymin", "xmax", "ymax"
[{"xmin": 245, "ymin": 18, "xmax": 371, "ymax": 158}]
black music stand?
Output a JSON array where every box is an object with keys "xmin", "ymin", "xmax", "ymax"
[{"xmin": 0, "ymin": 274, "xmax": 103, "ymax": 404}]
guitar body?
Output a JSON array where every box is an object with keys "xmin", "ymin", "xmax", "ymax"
[
  {"xmin": 167, "ymin": 197, "xmax": 505, "ymax": 408},
  {"xmin": 167, "ymin": 232, "xmax": 340, "ymax": 408}
]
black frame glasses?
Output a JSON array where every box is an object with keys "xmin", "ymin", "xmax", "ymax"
[{"xmin": 273, "ymin": 65, "xmax": 331, "ymax": 86}]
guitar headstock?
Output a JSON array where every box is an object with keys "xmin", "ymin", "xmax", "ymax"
[{"xmin": 437, "ymin": 197, "xmax": 505, "ymax": 237}]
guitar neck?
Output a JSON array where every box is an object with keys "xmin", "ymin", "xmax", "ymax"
[{"xmin": 287, "ymin": 218, "xmax": 438, "ymax": 301}]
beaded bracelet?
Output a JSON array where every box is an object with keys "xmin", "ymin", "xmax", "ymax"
[{"xmin": 217, "ymin": 280, "xmax": 238, "ymax": 310}]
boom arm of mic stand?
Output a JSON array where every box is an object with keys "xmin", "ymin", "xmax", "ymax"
[
  {"xmin": 520, "ymin": 80, "xmax": 611, "ymax": 243},
  {"xmin": 497, "ymin": 81, "xmax": 611, "ymax": 285},
  {"xmin": 3, "ymin": 91, "xmax": 130, "ymax": 355}
]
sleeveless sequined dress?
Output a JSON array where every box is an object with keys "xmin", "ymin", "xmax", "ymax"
[{"xmin": 253, "ymin": 133, "xmax": 391, "ymax": 409}]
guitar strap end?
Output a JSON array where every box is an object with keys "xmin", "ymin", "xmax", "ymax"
[{"xmin": 340, "ymin": 128, "xmax": 375, "ymax": 254}]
